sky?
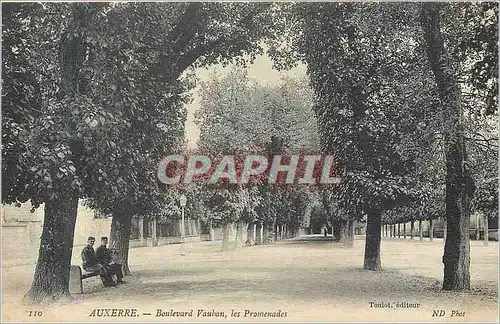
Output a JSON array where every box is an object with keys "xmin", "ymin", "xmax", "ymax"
[{"xmin": 184, "ymin": 53, "xmax": 307, "ymax": 148}]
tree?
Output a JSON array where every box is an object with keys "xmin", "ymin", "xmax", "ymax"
[
  {"xmin": 195, "ymin": 66, "xmax": 320, "ymax": 245},
  {"xmin": 2, "ymin": 2, "xmax": 276, "ymax": 303},
  {"xmin": 277, "ymin": 3, "xmax": 440, "ymax": 270},
  {"xmin": 421, "ymin": 3, "xmax": 477, "ymax": 290},
  {"xmin": 3, "ymin": 3, "xmax": 101, "ymax": 303},
  {"xmin": 421, "ymin": 2, "xmax": 498, "ymax": 289}
]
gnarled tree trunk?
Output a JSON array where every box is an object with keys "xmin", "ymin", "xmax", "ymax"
[
  {"xmin": 25, "ymin": 197, "xmax": 79, "ymax": 303},
  {"xmin": 363, "ymin": 209, "xmax": 382, "ymax": 271},
  {"xmin": 110, "ymin": 214, "xmax": 132, "ymax": 275}
]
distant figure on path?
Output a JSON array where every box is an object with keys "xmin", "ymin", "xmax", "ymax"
[
  {"xmin": 96, "ymin": 237, "xmax": 126, "ymax": 284},
  {"xmin": 81, "ymin": 236, "xmax": 116, "ymax": 287}
]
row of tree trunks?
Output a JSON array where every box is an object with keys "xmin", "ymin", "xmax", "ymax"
[{"xmin": 387, "ymin": 220, "xmax": 438, "ymax": 240}]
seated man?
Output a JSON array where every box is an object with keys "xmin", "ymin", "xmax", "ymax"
[
  {"xmin": 96, "ymin": 237, "xmax": 126, "ymax": 284},
  {"xmin": 81, "ymin": 236, "xmax": 116, "ymax": 287}
]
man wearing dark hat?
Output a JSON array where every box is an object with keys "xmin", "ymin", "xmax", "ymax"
[
  {"xmin": 96, "ymin": 237, "xmax": 126, "ymax": 284},
  {"xmin": 81, "ymin": 236, "xmax": 116, "ymax": 287}
]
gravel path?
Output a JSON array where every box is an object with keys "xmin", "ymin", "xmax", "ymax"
[{"xmin": 2, "ymin": 235, "xmax": 498, "ymax": 323}]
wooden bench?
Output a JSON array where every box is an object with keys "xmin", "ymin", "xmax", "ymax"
[{"xmin": 69, "ymin": 265, "xmax": 101, "ymax": 294}]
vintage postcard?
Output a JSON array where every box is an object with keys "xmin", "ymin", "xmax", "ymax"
[{"xmin": 1, "ymin": 1, "xmax": 498, "ymax": 323}]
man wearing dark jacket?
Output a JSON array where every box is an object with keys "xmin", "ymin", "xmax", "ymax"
[
  {"xmin": 96, "ymin": 237, "xmax": 126, "ymax": 284},
  {"xmin": 81, "ymin": 236, "xmax": 116, "ymax": 287}
]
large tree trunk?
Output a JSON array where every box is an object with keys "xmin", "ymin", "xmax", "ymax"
[
  {"xmin": 410, "ymin": 220, "xmax": 414, "ymax": 240},
  {"xmin": 110, "ymin": 214, "xmax": 132, "ymax": 275},
  {"xmin": 419, "ymin": 220, "xmax": 423, "ymax": 241},
  {"xmin": 363, "ymin": 209, "xmax": 382, "ymax": 270},
  {"xmin": 403, "ymin": 222, "xmax": 407, "ymax": 239},
  {"xmin": 422, "ymin": 3, "xmax": 475, "ymax": 290},
  {"xmin": 24, "ymin": 197, "xmax": 79, "ymax": 303}
]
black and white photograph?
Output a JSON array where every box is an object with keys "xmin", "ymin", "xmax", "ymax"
[{"xmin": 1, "ymin": 1, "xmax": 498, "ymax": 323}]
